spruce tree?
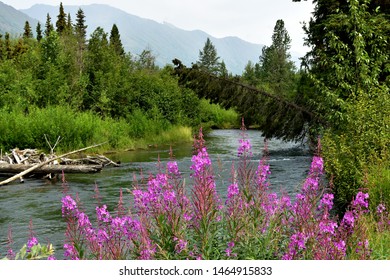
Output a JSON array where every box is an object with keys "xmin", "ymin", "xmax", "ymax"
[
  {"xmin": 45, "ymin": 13, "xmax": 54, "ymax": 37},
  {"xmin": 4, "ymin": 33, "xmax": 12, "ymax": 59},
  {"xmin": 220, "ymin": 60, "xmax": 228, "ymax": 77},
  {"xmin": 109, "ymin": 24, "xmax": 125, "ymax": 56},
  {"xmin": 56, "ymin": 2, "xmax": 67, "ymax": 35},
  {"xmin": 23, "ymin": 21, "xmax": 33, "ymax": 39},
  {"xmin": 75, "ymin": 8, "xmax": 87, "ymax": 45},
  {"xmin": 197, "ymin": 37, "xmax": 221, "ymax": 75},
  {"xmin": 0, "ymin": 34, "xmax": 3, "ymax": 60},
  {"xmin": 66, "ymin": 13, "xmax": 73, "ymax": 33},
  {"xmin": 36, "ymin": 22, "xmax": 43, "ymax": 42},
  {"xmin": 258, "ymin": 19, "xmax": 296, "ymax": 96},
  {"xmin": 74, "ymin": 8, "xmax": 87, "ymax": 73}
]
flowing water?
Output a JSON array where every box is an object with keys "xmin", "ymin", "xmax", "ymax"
[{"xmin": 0, "ymin": 129, "xmax": 312, "ymax": 258}]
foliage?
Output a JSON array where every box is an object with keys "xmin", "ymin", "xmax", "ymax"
[{"xmin": 303, "ymin": 0, "xmax": 390, "ymax": 212}]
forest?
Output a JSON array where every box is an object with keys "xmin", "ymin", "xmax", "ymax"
[{"xmin": 0, "ymin": 3, "xmax": 238, "ymax": 153}]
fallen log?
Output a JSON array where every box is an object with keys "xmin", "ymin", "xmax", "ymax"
[
  {"xmin": 0, "ymin": 163, "xmax": 103, "ymax": 175},
  {"xmin": 0, "ymin": 142, "xmax": 107, "ymax": 186}
]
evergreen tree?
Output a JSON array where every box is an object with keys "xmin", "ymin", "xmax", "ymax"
[
  {"xmin": 75, "ymin": 8, "xmax": 87, "ymax": 45},
  {"xmin": 4, "ymin": 33, "xmax": 12, "ymax": 59},
  {"xmin": 45, "ymin": 13, "xmax": 54, "ymax": 37},
  {"xmin": 66, "ymin": 13, "xmax": 73, "ymax": 33},
  {"xmin": 242, "ymin": 61, "xmax": 258, "ymax": 86},
  {"xmin": 36, "ymin": 22, "xmax": 43, "ymax": 42},
  {"xmin": 74, "ymin": 8, "xmax": 88, "ymax": 73},
  {"xmin": 13, "ymin": 38, "xmax": 27, "ymax": 57},
  {"xmin": 23, "ymin": 21, "xmax": 33, "ymax": 39},
  {"xmin": 56, "ymin": 2, "xmax": 67, "ymax": 35},
  {"xmin": 0, "ymin": 34, "xmax": 3, "ymax": 60},
  {"xmin": 109, "ymin": 24, "xmax": 124, "ymax": 56},
  {"xmin": 220, "ymin": 60, "xmax": 228, "ymax": 77},
  {"xmin": 258, "ymin": 19, "xmax": 296, "ymax": 96},
  {"xmin": 197, "ymin": 37, "xmax": 221, "ymax": 75}
]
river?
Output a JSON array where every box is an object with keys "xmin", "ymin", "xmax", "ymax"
[{"xmin": 0, "ymin": 129, "xmax": 312, "ymax": 258}]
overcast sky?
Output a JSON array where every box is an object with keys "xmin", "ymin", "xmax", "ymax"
[{"xmin": 3, "ymin": 0, "xmax": 315, "ymax": 56}]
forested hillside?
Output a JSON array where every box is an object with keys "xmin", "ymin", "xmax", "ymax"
[
  {"xmin": 21, "ymin": 3, "xmax": 267, "ymax": 74},
  {"xmin": 0, "ymin": 4, "xmax": 238, "ymax": 152}
]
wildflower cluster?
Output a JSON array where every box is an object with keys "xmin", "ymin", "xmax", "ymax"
[
  {"xmin": 61, "ymin": 192, "xmax": 144, "ymax": 260},
  {"xmin": 57, "ymin": 127, "xmax": 385, "ymax": 260},
  {"xmin": 5, "ymin": 126, "xmax": 388, "ymax": 260}
]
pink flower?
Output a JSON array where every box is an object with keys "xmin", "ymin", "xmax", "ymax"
[
  {"xmin": 64, "ymin": 243, "xmax": 79, "ymax": 260},
  {"xmin": 96, "ymin": 205, "xmax": 111, "ymax": 223},
  {"xmin": 227, "ymin": 183, "xmax": 239, "ymax": 199},
  {"xmin": 342, "ymin": 211, "xmax": 355, "ymax": 228},
  {"xmin": 319, "ymin": 220, "xmax": 338, "ymax": 235},
  {"xmin": 167, "ymin": 161, "xmax": 180, "ymax": 175},
  {"xmin": 290, "ymin": 232, "xmax": 306, "ymax": 250},
  {"xmin": 238, "ymin": 139, "xmax": 252, "ymax": 157},
  {"xmin": 190, "ymin": 147, "xmax": 212, "ymax": 176},
  {"xmin": 27, "ymin": 236, "xmax": 38, "ymax": 250},
  {"xmin": 377, "ymin": 204, "xmax": 386, "ymax": 214},
  {"xmin": 320, "ymin": 193, "xmax": 334, "ymax": 210},
  {"xmin": 310, "ymin": 156, "xmax": 324, "ymax": 175},
  {"xmin": 353, "ymin": 192, "xmax": 369, "ymax": 209},
  {"xmin": 256, "ymin": 160, "xmax": 271, "ymax": 188},
  {"xmin": 61, "ymin": 195, "xmax": 77, "ymax": 216}
]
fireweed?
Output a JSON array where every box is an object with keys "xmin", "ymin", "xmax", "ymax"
[
  {"xmin": 2, "ymin": 221, "xmax": 55, "ymax": 260},
  {"xmin": 3, "ymin": 127, "xmax": 389, "ymax": 260}
]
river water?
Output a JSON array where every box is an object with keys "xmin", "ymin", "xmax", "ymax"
[{"xmin": 0, "ymin": 129, "xmax": 312, "ymax": 258}]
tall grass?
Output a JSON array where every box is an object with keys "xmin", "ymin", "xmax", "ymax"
[{"xmin": 0, "ymin": 106, "xmax": 193, "ymax": 153}]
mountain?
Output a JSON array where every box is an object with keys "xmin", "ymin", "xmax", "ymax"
[
  {"xmin": 20, "ymin": 4, "xmax": 264, "ymax": 74},
  {"xmin": 0, "ymin": 1, "xmax": 39, "ymax": 36}
]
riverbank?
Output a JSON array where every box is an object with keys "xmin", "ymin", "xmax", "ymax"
[{"xmin": 0, "ymin": 104, "xmax": 239, "ymax": 155}]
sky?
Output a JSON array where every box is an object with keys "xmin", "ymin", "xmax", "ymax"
[{"xmin": 2, "ymin": 0, "xmax": 315, "ymax": 56}]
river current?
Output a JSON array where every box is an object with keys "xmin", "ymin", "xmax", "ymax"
[{"xmin": 0, "ymin": 129, "xmax": 312, "ymax": 258}]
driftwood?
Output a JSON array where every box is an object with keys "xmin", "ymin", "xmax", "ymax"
[
  {"xmin": 0, "ymin": 163, "xmax": 103, "ymax": 174},
  {"xmin": 0, "ymin": 143, "xmax": 108, "ymax": 186}
]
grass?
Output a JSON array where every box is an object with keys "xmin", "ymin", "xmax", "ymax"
[{"xmin": 0, "ymin": 106, "xmax": 193, "ymax": 153}]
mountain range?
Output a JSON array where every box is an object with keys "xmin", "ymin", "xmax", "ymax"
[
  {"xmin": 1, "ymin": 2, "xmax": 301, "ymax": 74},
  {"xmin": 0, "ymin": 2, "xmax": 39, "ymax": 37}
]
